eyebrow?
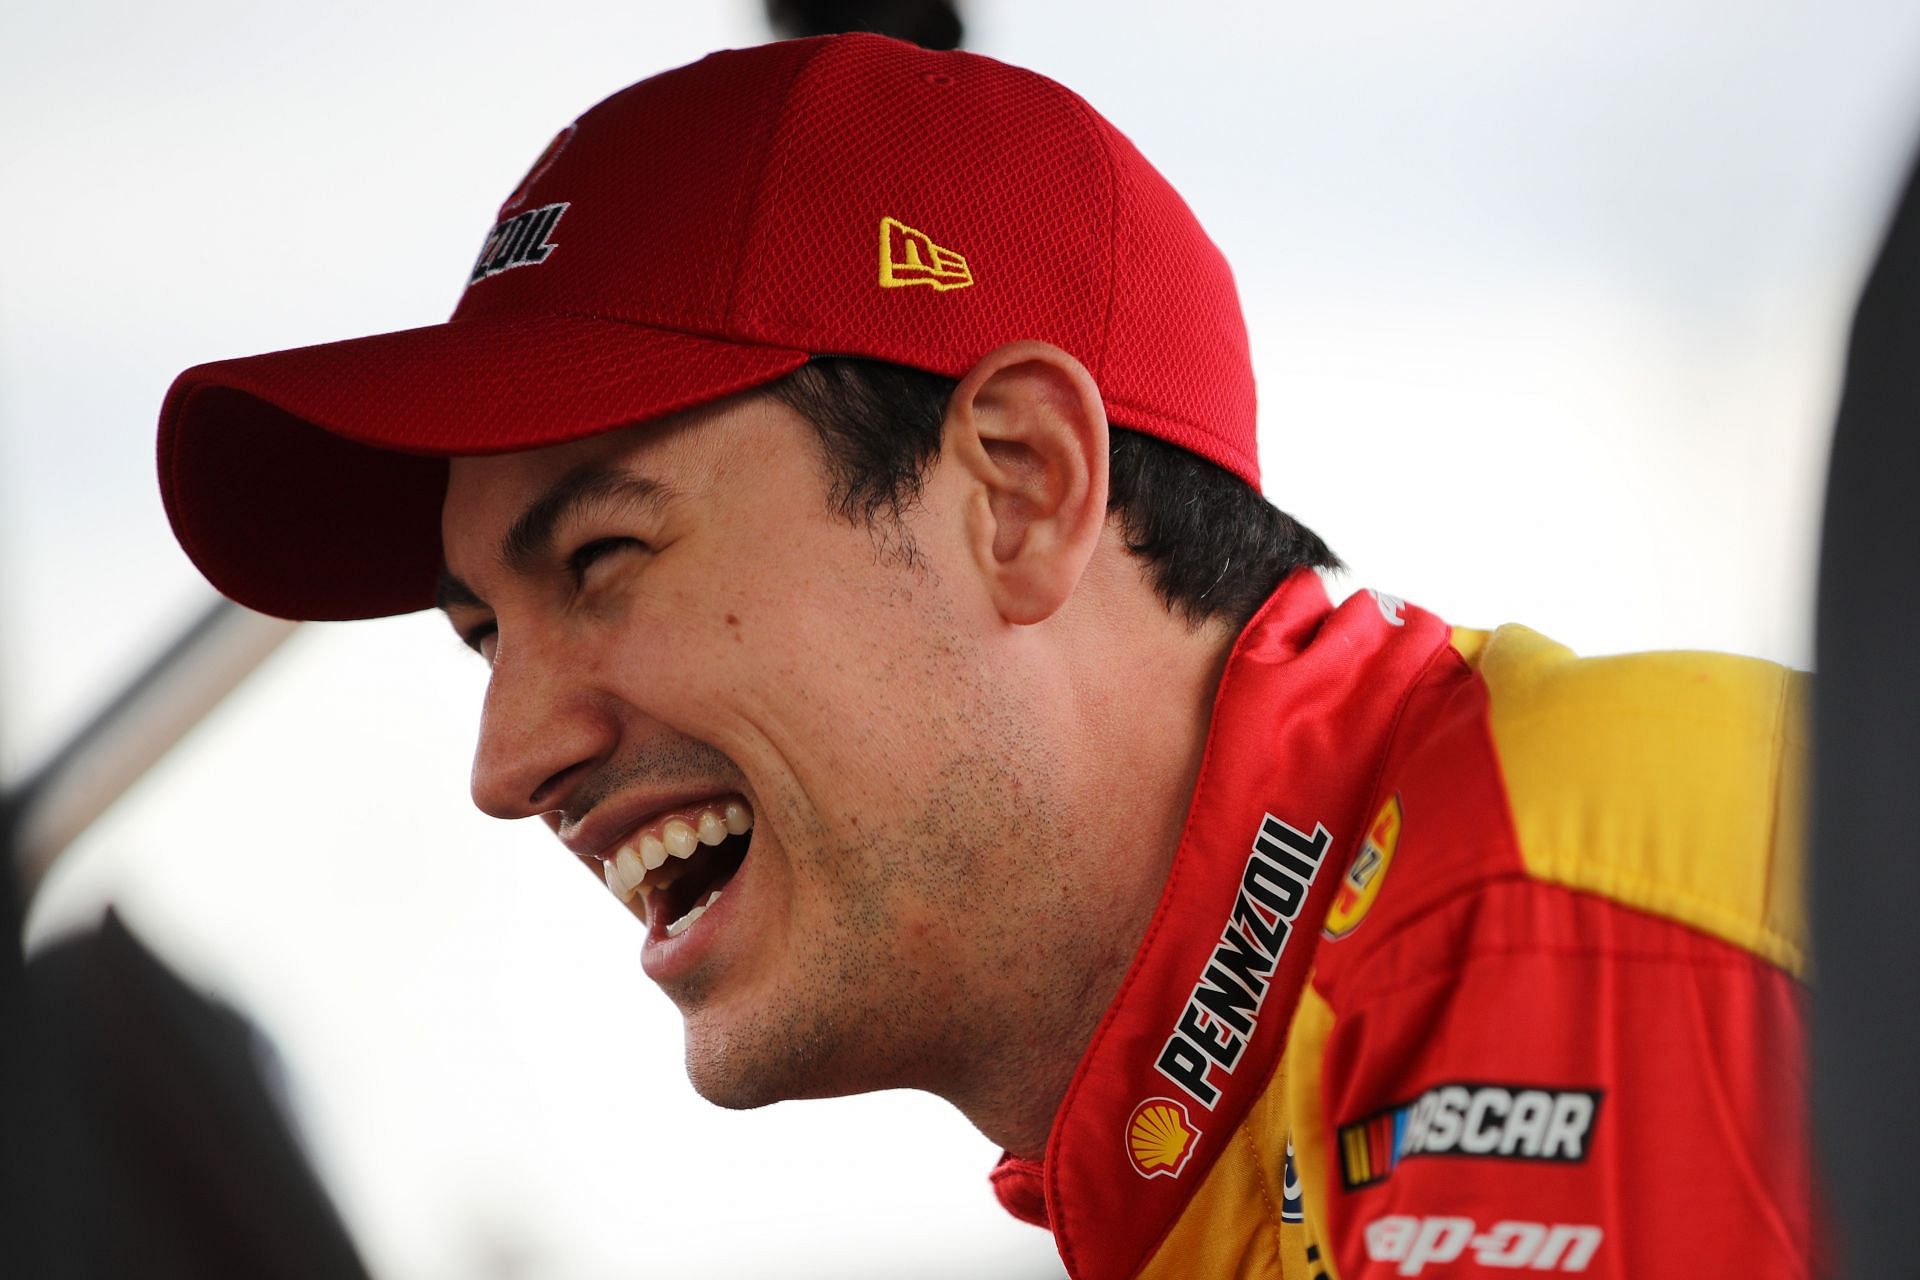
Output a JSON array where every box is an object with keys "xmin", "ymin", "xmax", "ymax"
[{"xmin": 435, "ymin": 466, "xmax": 677, "ymax": 613}]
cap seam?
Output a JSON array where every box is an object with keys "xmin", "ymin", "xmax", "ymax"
[
  {"xmin": 1056, "ymin": 86, "xmax": 1120, "ymax": 381},
  {"xmin": 427, "ymin": 307, "xmax": 816, "ymax": 353},
  {"xmin": 722, "ymin": 39, "xmax": 839, "ymax": 339},
  {"xmin": 1105, "ymin": 390, "xmax": 1259, "ymax": 480}
]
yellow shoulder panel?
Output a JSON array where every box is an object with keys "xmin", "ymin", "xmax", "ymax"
[{"xmin": 1455, "ymin": 625, "xmax": 1808, "ymax": 977}]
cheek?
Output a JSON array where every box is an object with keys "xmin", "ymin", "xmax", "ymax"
[
  {"xmin": 589, "ymin": 560, "xmax": 798, "ymax": 730},
  {"xmin": 613, "ymin": 523, "xmax": 961, "ymax": 773}
]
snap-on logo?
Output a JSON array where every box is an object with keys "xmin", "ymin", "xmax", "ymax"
[
  {"xmin": 1154, "ymin": 814, "xmax": 1330, "ymax": 1110},
  {"xmin": 1365, "ymin": 1216, "xmax": 1603, "ymax": 1275}
]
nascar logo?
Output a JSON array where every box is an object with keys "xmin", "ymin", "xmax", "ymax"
[{"xmin": 1339, "ymin": 1083, "xmax": 1601, "ymax": 1190}]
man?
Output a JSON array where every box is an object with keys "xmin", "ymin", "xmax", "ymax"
[{"xmin": 156, "ymin": 34, "xmax": 1814, "ymax": 1279}]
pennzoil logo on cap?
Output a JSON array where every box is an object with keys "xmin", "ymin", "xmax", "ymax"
[
  {"xmin": 1125, "ymin": 1096, "xmax": 1201, "ymax": 1180},
  {"xmin": 469, "ymin": 202, "xmax": 569, "ymax": 284},
  {"xmin": 879, "ymin": 216, "xmax": 972, "ymax": 291}
]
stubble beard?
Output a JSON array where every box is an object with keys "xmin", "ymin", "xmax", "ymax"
[
  {"xmin": 676, "ymin": 780, "xmax": 995, "ymax": 1111},
  {"xmin": 677, "ymin": 700, "xmax": 1098, "ymax": 1122}
]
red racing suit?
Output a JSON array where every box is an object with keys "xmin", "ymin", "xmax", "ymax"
[{"xmin": 991, "ymin": 571, "xmax": 1813, "ymax": 1278}]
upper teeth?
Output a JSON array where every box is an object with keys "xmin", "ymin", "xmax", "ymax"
[
  {"xmin": 611, "ymin": 845, "xmax": 646, "ymax": 896},
  {"xmin": 602, "ymin": 798, "xmax": 753, "ymax": 903}
]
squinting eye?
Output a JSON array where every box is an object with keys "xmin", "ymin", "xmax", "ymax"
[
  {"xmin": 461, "ymin": 621, "xmax": 497, "ymax": 658},
  {"xmin": 567, "ymin": 536, "xmax": 645, "ymax": 581}
]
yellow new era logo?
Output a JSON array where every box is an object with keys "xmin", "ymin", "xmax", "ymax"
[{"xmin": 878, "ymin": 216, "xmax": 973, "ymax": 291}]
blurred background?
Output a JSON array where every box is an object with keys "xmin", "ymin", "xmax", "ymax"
[{"xmin": 6, "ymin": 1, "xmax": 1919, "ymax": 1276}]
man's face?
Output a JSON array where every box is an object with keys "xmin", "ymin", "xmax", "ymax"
[{"xmin": 439, "ymin": 392, "xmax": 1077, "ymax": 1107}]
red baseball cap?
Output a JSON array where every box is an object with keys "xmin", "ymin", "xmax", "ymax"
[{"xmin": 158, "ymin": 33, "xmax": 1259, "ymax": 621}]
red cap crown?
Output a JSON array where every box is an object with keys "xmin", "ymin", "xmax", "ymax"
[{"xmin": 159, "ymin": 34, "xmax": 1257, "ymax": 620}]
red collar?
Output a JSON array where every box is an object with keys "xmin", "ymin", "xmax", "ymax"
[{"xmin": 992, "ymin": 574, "xmax": 1450, "ymax": 1279}]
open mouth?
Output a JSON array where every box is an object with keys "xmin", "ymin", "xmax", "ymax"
[
  {"xmin": 602, "ymin": 797, "xmax": 753, "ymax": 938},
  {"xmin": 651, "ymin": 826, "xmax": 751, "ymax": 936}
]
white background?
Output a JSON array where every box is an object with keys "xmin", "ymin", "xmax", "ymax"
[{"xmin": 7, "ymin": 2, "xmax": 1919, "ymax": 1277}]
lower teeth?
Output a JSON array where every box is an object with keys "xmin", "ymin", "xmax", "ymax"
[{"xmin": 665, "ymin": 889, "xmax": 723, "ymax": 939}]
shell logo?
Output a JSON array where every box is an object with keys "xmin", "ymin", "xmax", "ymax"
[{"xmin": 1126, "ymin": 1097, "xmax": 1202, "ymax": 1180}]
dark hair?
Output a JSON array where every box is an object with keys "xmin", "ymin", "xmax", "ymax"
[{"xmin": 769, "ymin": 358, "xmax": 1340, "ymax": 629}]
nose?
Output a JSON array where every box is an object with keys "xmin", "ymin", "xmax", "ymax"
[{"xmin": 468, "ymin": 632, "xmax": 614, "ymax": 821}]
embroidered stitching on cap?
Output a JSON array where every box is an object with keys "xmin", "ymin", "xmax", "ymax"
[
  {"xmin": 469, "ymin": 203, "xmax": 569, "ymax": 284},
  {"xmin": 878, "ymin": 216, "xmax": 972, "ymax": 291}
]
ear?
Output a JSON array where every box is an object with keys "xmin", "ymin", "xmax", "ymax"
[{"xmin": 944, "ymin": 341, "xmax": 1110, "ymax": 626}]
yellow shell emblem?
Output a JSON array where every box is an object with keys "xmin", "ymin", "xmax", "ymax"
[{"xmin": 1126, "ymin": 1097, "xmax": 1201, "ymax": 1179}]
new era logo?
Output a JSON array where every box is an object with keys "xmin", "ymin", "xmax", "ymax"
[{"xmin": 878, "ymin": 217, "xmax": 972, "ymax": 291}]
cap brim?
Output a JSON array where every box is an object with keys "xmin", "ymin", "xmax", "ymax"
[{"xmin": 159, "ymin": 314, "xmax": 809, "ymax": 621}]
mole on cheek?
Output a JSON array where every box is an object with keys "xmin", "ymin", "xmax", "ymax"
[{"xmin": 726, "ymin": 611, "xmax": 743, "ymax": 641}]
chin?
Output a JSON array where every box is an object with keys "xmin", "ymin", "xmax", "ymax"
[
  {"xmin": 681, "ymin": 1010, "xmax": 891, "ymax": 1110},
  {"xmin": 682, "ymin": 1017, "xmax": 810, "ymax": 1110},
  {"xmin": 685, "ymin": 1069, "xmax": 783, "ymax": 1112}
]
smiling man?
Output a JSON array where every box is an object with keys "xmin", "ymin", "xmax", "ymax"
[
  {"xmin": 434, "ymin": 352, "xmax": 1226, "ymax": 1139},
  {"xmin": 157, "ymin": 34, "xmax": 1815, "ymax": 1280}
]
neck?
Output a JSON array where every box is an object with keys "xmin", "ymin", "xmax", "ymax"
[{"xmin": 949, "ymin": 598, "xmax": 1238, "ymax": 1161}]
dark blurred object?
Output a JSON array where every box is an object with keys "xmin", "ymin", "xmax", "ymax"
[
  {"xmin": 1, "ymin": 588, "xmax": 331, "ymax": 1275},
  {"xmin": 1813, "ymin": 147, "xmax": 1920, "ymax": 1276},
  {"xmin": 766, "ymin": 0, "xmax": 963, "ymax": 49},
  {"xmin": 1, "ymin": 893, "xmax": 370, "ymax": 1279}
]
